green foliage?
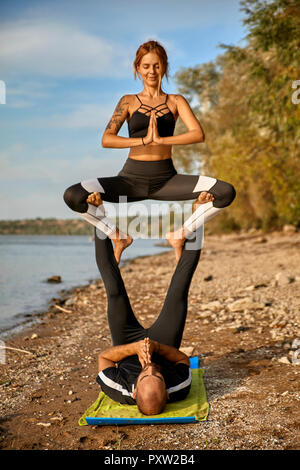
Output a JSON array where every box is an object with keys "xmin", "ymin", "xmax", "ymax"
[
  {"xmin": 0, "ymin": 218, "xmax": 94, "ymax": 235},
  {"xmin": 173, "ymin": 0, "xmax": 300, "ymax": 231},
  {"xmin": 0, "ymin": 212, "xmax": 180, "ymax": 236}
]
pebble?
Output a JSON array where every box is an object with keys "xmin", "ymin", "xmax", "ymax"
[
  {"xmin": 278, "ymin": 356, "xmax": 290, "ymax": 364},
  {"xmin": 291, "ymin": 339, "xmax": 300, "ymax": 349},
  {"xmin": 255, "ymin": 237, "xmax": 268, "ymax": 243},
  {"xmin": 180, "ymin": 347, "xmax": 194, "ymax": 356},
  {"xmin": 283, "ymin": 224, "xmax": 297, "ymax": 233},
  {"xmin": 291, "ymin": 350, "xmax": 300, "ymax": 365},
  {"xmin": 31, "ymin": 333, "xmax": 38, "ymax": 339},
  {"xmin": 47, "ymin": 275, "xmax": 61, "ymax": 283},
  {"xmin": 198, "ymin": 301, "xmax": 222, "ymax": 312},
  {"xmin": 227, "ymin": 298, "xmax": 265, "ymax": 312},
  {"xmin": 274, "ymin": 272, "xmax": 295, "ymax": 286}
]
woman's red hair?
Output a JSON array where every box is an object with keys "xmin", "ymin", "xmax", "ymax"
[{"xmin": 133, "ymin": 40, "xmax": 169, "ymax": 82}]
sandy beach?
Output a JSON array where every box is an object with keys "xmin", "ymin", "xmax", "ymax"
[{"xmin": 0, "ymin": 229, "xmax": 299, "ymax": 451}]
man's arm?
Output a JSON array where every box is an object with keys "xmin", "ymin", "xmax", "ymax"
[{"xmin": 98, "ymin": 340, "xmax": 149, "ymax": 372}]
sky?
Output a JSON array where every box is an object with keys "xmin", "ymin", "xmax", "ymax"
[{"xmin": 0, "ymin": 0, "xmax": 248, "ymax": 220}]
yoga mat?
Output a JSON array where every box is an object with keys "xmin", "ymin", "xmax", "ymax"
[{"xmin": 79, "ymin": 357, "xmax": 209, "ymax": 426}]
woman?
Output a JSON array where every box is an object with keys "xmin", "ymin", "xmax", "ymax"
[{"xmin": 63, "ymin": 40, "xmax": 236, "ymax": 263}]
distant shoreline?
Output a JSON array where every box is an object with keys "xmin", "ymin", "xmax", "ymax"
[
  {"xmin": 0, "ymin": 218, "xmax": 93, "ymax": 236},
  {"xmin": 0, "ymin": 216, "xmax": 178, "ymax": 237},
  {"xmin": 2, "ymin": 216, "xmax": 297, "ymax": 237}
]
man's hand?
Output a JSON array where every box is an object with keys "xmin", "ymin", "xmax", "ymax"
[
  {"xmin": 144, "ymin": 337, "xmax": 158, "ymax": 363},
  {"xmin": 135, "ymin": 339, "xmax": 150, "ymax": 368},
  {"xmin": 135, "ymin": 338, "xmax": 159, "ymax": 367},
  {"xmin": 98, "ymin": 341, "xmax": 153, "ymax": 373}
]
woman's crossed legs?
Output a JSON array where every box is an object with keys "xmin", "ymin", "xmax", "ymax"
[{"xmin": 64, "ymin": 172, "xmax": 235, "ymax": 263}]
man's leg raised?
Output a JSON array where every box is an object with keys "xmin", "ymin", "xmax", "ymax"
[{"xmin": 94, "ymin": 228, "xmax": 144, "ymax": 345}]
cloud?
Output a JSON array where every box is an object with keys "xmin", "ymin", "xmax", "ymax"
[
  {"xmin": 30, "ymin": 102, "xmax": 115, "ymax": 129},
  {"xmin": 4, "ymin": 100, "xmax": 127, "ymax": 133},
  {"xmin": 0, "ymin": 143, "xmax": 125, "ymax": 184},
  {"xmin": 0, "ymin": 19, "xmax": 131, "ymax": 78},
  {"xmin": 5, "ymin": 79, "xmax": 58, "ymax": 108},
  {"xmin": 0, "ymin": 142, "xmax": 126, "ymax": 219}
]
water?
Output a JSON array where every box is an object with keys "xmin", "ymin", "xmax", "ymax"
[{"xmin": 0, "ymin": 235, "xmax": 170, "ymax": 337}]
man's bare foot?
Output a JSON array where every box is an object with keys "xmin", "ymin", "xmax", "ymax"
[
  {"xmin": 86, "ymin": 192, "xmax": 102, "ymax": 206},
  {"xmin": 111, "ymin": 231, "xmax": 133, "ymax": 265},
  {"xmin": 165, "ymin": 228, "xmax": 186, "ymax": 262},
  {"xmin": 192, "ymin": 191, "xmax": 215, "ymax": 211},
  {"xmin": 86, "ymin": 192, "xmax": 133, "ymax": 264},
  {"xmin": 166, "ymin": 192, "xmax": 215, "ymax": 262}
]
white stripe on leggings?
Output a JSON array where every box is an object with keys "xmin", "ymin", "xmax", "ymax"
[
  {"xmin": 77, "ymin": 204, "xmax": 116, "ymax": 237},
  {"xmin": 192, "ymin": 175, "xmax": 217, "ymax": 193},
  {"xmin": 184, "ymin": 201, "xmax": 222, "ymax": 233},
  {"xmin": 87, "ymin": 203, "xmax": 105, "ymax": 217},
  {"xmin": 185, "ymin": 225, "xmax": 204, "ymax": 250},
  {"xmin": 81, "ymin": 178, "xmax": 105, "ymax": 193}
]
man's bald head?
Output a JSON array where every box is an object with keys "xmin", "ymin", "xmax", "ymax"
[{"xmin": 133, "ymin": 363, "xmax": 169, "ymax": 415}]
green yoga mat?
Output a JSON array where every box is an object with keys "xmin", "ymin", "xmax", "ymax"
[{"xmin": 79, "ymin": 367, "xmax": 209, "ymax": 426}]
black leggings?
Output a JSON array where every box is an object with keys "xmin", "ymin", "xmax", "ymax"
[
  {"xmin": 95, "ymin": 228, "xmax": 201, "ymax": 349},
  {"xmin": 63, "ymin": 158, "xmax": 236, "ymax": 236}
]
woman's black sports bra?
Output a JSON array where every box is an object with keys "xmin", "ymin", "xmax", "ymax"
[{"xmin": 127, "ymin": 94, "xmax": 176, "ymax": 139}]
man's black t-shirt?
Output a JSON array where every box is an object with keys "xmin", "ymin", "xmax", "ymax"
[{"xmin": 96, "ymin": 353, "xmax": 192, "ymax": 405}]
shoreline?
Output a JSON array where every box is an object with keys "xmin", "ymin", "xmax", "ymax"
[
  {"xmin": 0, "ymin": 237, "xmax": 171, "ymax": 341},
  {"xmin": 1, "ymin": 230, "xmax": 299, "ymax": 450}
]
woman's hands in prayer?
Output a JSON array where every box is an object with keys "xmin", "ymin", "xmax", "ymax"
[{"xmin": 143, "ymin": 111, "xmax": 163, "ymax": 145}]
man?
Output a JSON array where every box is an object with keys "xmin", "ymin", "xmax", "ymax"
[{"xmin": 94, "ymin": 222, "xmax": 203, "ymax": 416}]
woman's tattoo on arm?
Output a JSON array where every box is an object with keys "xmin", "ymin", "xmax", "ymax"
[{"xmin": 105, "ymin": 97, "xmax": 129, "ymax": 132}]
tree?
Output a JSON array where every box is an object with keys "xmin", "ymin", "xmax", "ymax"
[{"xmin": 173, "ymin": 0, "xmax": 300, "ymax": 230}]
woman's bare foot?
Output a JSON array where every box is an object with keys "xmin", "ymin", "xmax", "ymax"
[
  {"xmin": 111, "ymin": 230, "xmax": 133, "ymax": 265},
  {"xmin": 166, "ymin": 191, "xmax": 215, "ymax": 262},
  {"xmin": 86, "ymin": 192, "xmax": 133, "ymax": 264}
]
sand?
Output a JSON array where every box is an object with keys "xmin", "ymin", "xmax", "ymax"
[{"xmin": 0, "ymin": 230, "xmax": 299, "ymax": 450}]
